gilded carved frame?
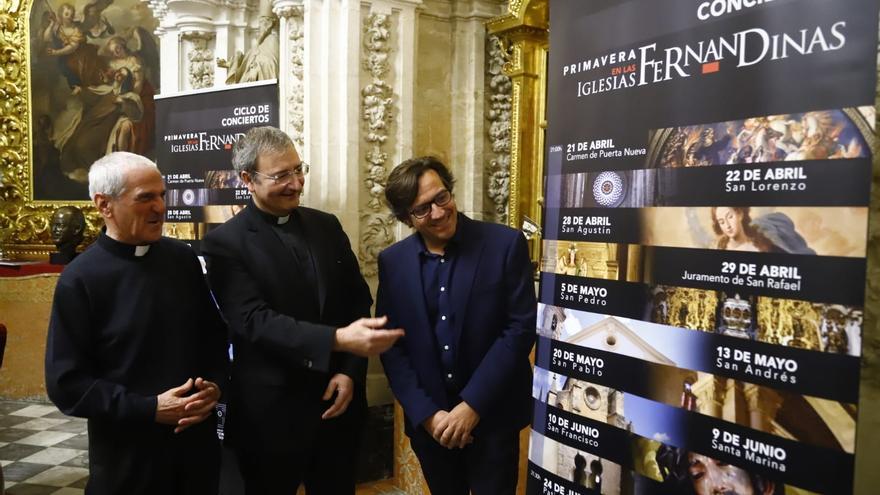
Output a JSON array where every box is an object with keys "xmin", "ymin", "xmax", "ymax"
[{"xmin": 0, "ymin": 0, "xmax": 127, "ymax": 260}]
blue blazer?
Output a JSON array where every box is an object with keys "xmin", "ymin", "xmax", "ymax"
[{"xmin": 378, "ymin": 215, "xmax": 536, "ymax": 435}]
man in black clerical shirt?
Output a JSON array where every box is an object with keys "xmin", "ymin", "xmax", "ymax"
[
  {"xmin": 201, "ymin": 126, "xmax": 403, "ymax": 494},
  {"xmin": 45, "ymin": 152, "xmax": 228, "ymax": 495}
]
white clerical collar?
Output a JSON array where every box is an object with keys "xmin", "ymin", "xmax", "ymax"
[
  {"xmin": 134, "ymin": 245, "xmax": 151, "ymax": 257},
  {"xmin": 277, "ymin": 215, "xmax": 290, "ymax": 225}
]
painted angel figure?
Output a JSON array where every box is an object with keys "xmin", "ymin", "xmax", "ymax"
[
  {"xmin": 80, "ymin": 0, "xmax": 115, "ymax": 39},
  {"xmin": 50, "ymin": 26, "xmax": 159, "ymax": 182},
  {"xmin": 41, "ymin": 1, "xmax": 103, "ymax": 89}
]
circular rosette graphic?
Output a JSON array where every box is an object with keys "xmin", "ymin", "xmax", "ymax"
[
  {"xmin": 182, "ymin": 189, "xmax": 197, "ymax": 206},
  {"xmin": 592, "ymin": 171, "xmax": 626, "ymax": 207}
]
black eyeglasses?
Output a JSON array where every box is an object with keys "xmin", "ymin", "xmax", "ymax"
[
  {"xmin": 251, "ymin": 163, "xmax": 310, "ymax": 185},
  {"xmin": 409, "ymin": 189, "xmax": 452, "ymax": 219}
]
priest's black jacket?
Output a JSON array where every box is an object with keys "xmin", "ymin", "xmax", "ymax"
[{"xmin": 201, "ymin": 202, "xmax": 372, "ymax": 455}]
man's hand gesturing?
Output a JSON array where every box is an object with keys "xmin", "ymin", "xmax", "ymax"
[{"xmin": 333, "ymin": 316, "xmax": 404, "ymax": 356}]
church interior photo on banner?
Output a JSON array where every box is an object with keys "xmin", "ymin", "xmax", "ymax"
[{"xmin": 1, "ymin": 0, "xmax": 880, "ymax": 494}]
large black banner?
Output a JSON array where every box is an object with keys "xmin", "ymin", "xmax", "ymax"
[
  {"xmin": 531, "ymin": 1, "xmax": 877, "ymax": 493},
  {"xmin": 547, "ymin": 0, "xmax": 877, "ymax": 174},
  {"xmin": 154, "ymin": 81, "xmax": 280, "ymax": 253}
]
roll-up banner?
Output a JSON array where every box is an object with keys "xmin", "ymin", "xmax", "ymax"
[
  {"xmin": 154, "ymin": 80, "xmax": 280, "ymax": 253},
  {"xmin": 531, "ymin": 1, "xmax": 877, "ymax": 493}
]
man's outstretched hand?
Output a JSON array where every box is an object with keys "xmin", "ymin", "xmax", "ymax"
[{"xmin": 334, "ymin": 316, "xmax": 404, "ymax": 356}]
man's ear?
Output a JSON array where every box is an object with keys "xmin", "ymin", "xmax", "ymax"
[
  {"xmin": 94, "ymin": 194, "xmax": 112, "ymax": 218},
  {"xmin": 241, "ymin": 171, "xmax": 256, "ymax": 193}
]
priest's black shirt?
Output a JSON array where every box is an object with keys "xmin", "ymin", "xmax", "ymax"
[{"xmin": 45, "ymin": 232, "xmax": 228, "ymax": 494}]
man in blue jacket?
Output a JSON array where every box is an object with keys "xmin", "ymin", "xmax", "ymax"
[{"xmin": 378, "ymin": 156, "xmax": 537, "ymax": 494}]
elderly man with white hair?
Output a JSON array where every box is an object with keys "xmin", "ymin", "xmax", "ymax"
[{"xmin": 45, "ymin": 151, "xmax": 228, "ymax": 495}]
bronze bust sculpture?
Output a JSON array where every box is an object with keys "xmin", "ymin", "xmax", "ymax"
[{"xmin": 49, "ymin": 206, "xmax": 86, "ymax": 265}]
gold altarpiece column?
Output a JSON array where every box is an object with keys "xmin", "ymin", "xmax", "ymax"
[{"xmin": 487, "ymin": 0, "xmax": 547, "ymax": 270}]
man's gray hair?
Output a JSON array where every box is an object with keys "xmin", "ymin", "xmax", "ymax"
[
  {"xmin": 88, "ymin": 152, "xmax": 159, "ymax": 200},
  {"xmin": 232, "ymin": 126, "xmax": 295, "ymax": 175}
]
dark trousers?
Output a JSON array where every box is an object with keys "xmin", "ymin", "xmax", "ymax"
[
  {"xmin": 86, "ymin": 420, "xmax": 220, "ymax": 495},
  {"xmin": 409, "ymin": 425, "xmax": 521, "ymax": 495},
  {"xmin": 235, "ymin": 413, "xmax": 362, "ymax": 495}
]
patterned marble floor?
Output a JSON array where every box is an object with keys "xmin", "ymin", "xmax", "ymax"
[
  {"xmin": 0, "ymin": 400, "xmax": 404, "ymax": 495},
  {"xmin": 0, "ymin": 401, "xmax": 88, "ymax": 495}
]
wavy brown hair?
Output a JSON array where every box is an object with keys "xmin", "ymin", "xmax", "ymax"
[{"xmin": 384, "ymin": 156, "xmax": 455, "ymax": 224}]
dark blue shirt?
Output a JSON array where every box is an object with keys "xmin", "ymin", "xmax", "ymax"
[{"xmin": 418, "ymin": 232, "xmax": 460, "ymax": 391}]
